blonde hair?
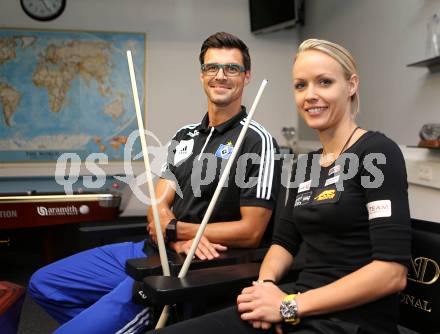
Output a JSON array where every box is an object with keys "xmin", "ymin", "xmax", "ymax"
[{"xmin": 295, "ymin": 39, "xmax": 360, "ymax": 116}]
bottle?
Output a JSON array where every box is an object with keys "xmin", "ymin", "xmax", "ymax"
[{"xmin": 427, "ymin": 13, "xmax": 440, "ymax": 57}]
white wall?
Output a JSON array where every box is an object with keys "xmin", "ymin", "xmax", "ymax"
[
  {"xmin": 0, "ymin": 0, "xmax": 298, "ymax": 145},
  {"xmin": 3, "ymin": 0, "xmax": 440, "ymax": 221},
  {"xmin": 0, "ymin": 0, "xmax": 299, "ymax": 215},
  {"xmin": 297, "ymin": 0, "xmax": 440, "ymax": 146},
  {"xmin": 298, "ymin": 0, "xmax": 440, "ymax": 222}
]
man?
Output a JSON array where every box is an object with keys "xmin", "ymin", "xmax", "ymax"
[{"xmin": 28, "ymin": 32, "xmax": 280, "ymax": 334}]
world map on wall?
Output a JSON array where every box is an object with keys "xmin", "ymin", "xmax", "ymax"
[{"xmin": 0, "ymin": 29, "xmax": 145, "ymax": 161}]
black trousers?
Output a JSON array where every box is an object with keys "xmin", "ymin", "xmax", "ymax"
[{"xmin": 146, "ymin": 306, "xmax": 364, "ymax": 334}]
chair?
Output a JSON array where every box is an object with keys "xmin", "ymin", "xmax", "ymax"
[
  {"xmin": 125, "ymin": 246, "xmax": 268, "ymax": 280},
  {"xmin": 125, "ymin": 246, "xmax": 268, "ymax": 327},
  {"xmin": 399, "ymin": 219, "xmax": 440, "ymax": 334},
  {"xmin": 126, "ymin": 181, "xmax": 293, "ymax": 324},
  {"xmin": 140, "ymin": 218, "xmax": 440, "ymax": 332}
]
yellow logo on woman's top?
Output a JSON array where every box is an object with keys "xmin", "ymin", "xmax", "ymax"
[{"xmin": 314, "ymin": 189, "xmax": 336, "ymax": 201}]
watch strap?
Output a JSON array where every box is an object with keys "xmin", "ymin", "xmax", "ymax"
[
  {"xmin": 166, "ymin": 218, "xmax": 178, "ymax": 242},
  {"xmin": 280, "ymin": 294, "xmax": 300, "ymax": 325},
  {"xmin": 255, "ymin": 279, "xmax": 276, "ymax": 284}
]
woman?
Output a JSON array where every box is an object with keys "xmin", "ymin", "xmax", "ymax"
[{"xmin": 147, "ymin": 39, "xmax": 411, "ymax": 334}]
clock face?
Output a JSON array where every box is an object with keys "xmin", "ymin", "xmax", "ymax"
[{"xmin": 20, "ymin": 0, "xmax": 66, "ymax": 21}]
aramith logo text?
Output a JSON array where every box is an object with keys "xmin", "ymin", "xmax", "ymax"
[
  {"xmin": 37, "ymin": 206, "xmax": 78, "ymax": 217},
  {"xmin": 0, "ymin": 210, "xmax": 18, "ymax": 218}
]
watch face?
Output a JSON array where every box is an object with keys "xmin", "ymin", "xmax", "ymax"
[
  {"xmin": 280, "ymin": 301, "xmax": 295, "ymax": 319},
  {"xmin": 280, "ymin": 299, "xmax": 298, "ymax": 321},
  {"xmin": 21, "ymin": 0, "xmax": 66, "ymax": 21}
]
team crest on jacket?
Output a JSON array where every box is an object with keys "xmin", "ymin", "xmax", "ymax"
[
  {"xmin": 174, "ymin": 139, "xmax": 194, "ymax": 165},
  {"xmin": 215, "ymin": 142, "xmax": 234, "ymax": 160}
]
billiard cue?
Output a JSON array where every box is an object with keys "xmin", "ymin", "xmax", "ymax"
[
  {"xmin": 127, "ymin": 50, "xmax": 170, "ymax": 278},
  {"xmin": 155, "ymin": 79, "xmax": 268, "ymax": 329}
]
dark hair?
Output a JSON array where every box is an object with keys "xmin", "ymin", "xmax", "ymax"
[{"xmin": 199, "ymin": 32, "xmax": 251, "ymax": 71}]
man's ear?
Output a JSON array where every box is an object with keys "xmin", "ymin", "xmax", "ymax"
[{"xmin": 244, "ymin": 71, "xmax": 251, "ymax": 85}]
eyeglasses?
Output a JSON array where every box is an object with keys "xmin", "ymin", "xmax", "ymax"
[{"xmin": 201, "ymin": 63, "xmax": 246, "ymax": 77}]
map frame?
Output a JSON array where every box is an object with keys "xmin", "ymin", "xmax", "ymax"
[{"xmin": 0, "ymin": 27, "xmax": 146, "ymax": 163}]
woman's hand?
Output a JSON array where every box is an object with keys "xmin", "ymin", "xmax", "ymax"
[
  {"xmin": 246, "ymin": 320, "xmax": 284, "ymax": 333},
  {"xmin": 170, "ymin": 235, "xmax": 227, "ymax": 260},
  {"xmin": 237, "ymin": 281, "xmax": 286, "ymax": 324}
]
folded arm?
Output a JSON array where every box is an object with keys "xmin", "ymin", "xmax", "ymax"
[
  {"xmin": 293, "ymin": 259, "xmax": 407, "ymax": 318},
  {"xmin": 147, "ymin": 178, "xmax": 273, "ymax": 258},
  {"xmin": 176, "ymin": 206, "xmax": 272, "ymax": 248},
  {"xmin": 238, "ymin": 244, "xmax": 407, "ymax": 324}
]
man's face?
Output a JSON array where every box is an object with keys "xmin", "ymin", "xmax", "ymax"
[{"xmin": 200, "ymin": 48, "xmax": 250, "ymax": 108}]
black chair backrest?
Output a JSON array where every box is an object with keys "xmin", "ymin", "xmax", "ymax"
[{"xmin": 399, "ymin": 218, "xmax": 440, "ymax": 333}]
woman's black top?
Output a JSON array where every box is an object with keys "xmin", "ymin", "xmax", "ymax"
[{"xmin": 273, "ymin": 131, "xmax": 411, "ymax": 333}]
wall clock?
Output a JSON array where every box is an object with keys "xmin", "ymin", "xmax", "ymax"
[{"xmin": 20, "ymin": 0, "xmax": 66, "ymax": 21}]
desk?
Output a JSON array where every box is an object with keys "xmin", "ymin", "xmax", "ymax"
[
  {"xmin": 0, "ymin": 176, "xmax": 131, "ymax": 262},
  {"xmin": 0, "ymin": 193, "xmax": 120, "ymax": 230},
  {"xmin": 0, "ymin": 176, "xmax": 124, "ymax": 230}
]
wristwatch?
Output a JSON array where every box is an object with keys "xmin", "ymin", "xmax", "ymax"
[
  {"xmin": 280, "ymin": 294, "xmax": 300, "ymax": 325},
  {"xmin": 165, "ymin": 218, "xmax": 178, "ymax": 242}
]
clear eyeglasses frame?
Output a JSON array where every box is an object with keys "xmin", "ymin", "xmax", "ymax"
[{"xmin": 201, "ymin": 63, "xmax": 246, "ymax": 77}]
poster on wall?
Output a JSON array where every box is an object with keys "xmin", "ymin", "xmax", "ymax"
[{"xmin": 0, "ymin": 28, "xmax": 146, "ymax": 162}]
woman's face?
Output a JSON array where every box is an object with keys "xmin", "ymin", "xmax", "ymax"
[{"xmin": 292, "ymin": 50, "xmax": 357, "ymax": 132}]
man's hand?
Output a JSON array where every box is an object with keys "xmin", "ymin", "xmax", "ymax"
[
  {"xmin": 171, "ymin": 236, "xmax": 227, "ymax": 260},
  {"xmin": 147, "ymin": 207, "xmax": 174, "ymax": 243},
  {"xmin": 237, "ymin": 281, "xmax": 286, "ymax": 326}
]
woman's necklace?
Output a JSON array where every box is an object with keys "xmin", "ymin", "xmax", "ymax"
[{"xmin": 321, "ymin": 126, "xmax": 361, "ymax": 166}]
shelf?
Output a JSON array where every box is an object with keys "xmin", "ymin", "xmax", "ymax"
[
  {"xmin": 407, "ymin": 55, "xmax": 440, "ymax": 73},
  {"xmin": 407, "ymin": 145, "xmax": 440, "ymax": 150}
]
